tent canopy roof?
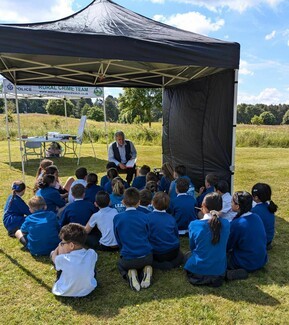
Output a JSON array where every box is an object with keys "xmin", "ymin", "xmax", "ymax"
[{"xmin": 0, "ymin": 0, "xmax": 240, "ymax": 88}]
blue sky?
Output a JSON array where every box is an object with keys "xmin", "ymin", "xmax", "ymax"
[{"xmin": 0, "ymin": 0, "xmax": 288, "ymax": 104}]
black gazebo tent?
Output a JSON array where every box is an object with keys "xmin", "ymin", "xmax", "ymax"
[{"xmin": 0, "ymin": 0, "xmax": 240, "ymax": 188}]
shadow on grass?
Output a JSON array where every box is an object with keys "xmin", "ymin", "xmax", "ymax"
[
  {"xmin": 2, "ymin": 216, "xmax": 288, "ymax": 319},
  {"xmin": 6, "ymin": 156, "xmax": 108, "ymax": 178},
  {"xmin": 0, "ymin": 248, "xmax": 51, "ymax": 293}
]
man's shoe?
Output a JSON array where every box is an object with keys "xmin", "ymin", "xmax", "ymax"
[
  {"xmin": 141, "ymin": 265, "xmax": 153, "ymax": 289},
  {"xmin": 226, "ymin": 269, "xmax": 248, "ymax": 281},
  {"xmin": 128, "ymin": 269, "xmax": 140, "ymax": 291}
]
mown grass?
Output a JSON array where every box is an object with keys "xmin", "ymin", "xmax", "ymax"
[{"xmin": 1, "ymin": 134, "xmax": 289, "ymax": 323}]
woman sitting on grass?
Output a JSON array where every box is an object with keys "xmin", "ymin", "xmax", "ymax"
[{"xmin": 184, "ymin": 192, "xmax": 230, "ymax": 287}]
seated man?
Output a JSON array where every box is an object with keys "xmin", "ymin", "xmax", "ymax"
[{"xmin": 108, "ymin": 131, "xmax": 137, "ymax": 185}]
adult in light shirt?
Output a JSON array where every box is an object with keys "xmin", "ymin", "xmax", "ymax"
[{"xmin": 108, "ymin": 131, "xmax": 137, "ymax": 185}]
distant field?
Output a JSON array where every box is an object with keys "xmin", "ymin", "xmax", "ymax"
[
  {"xmin": 1, "ymin": 116, "xmax": 289, "ymax": 323},
  {"xmin": 1, "ymin": 114, "xmax": 289, "ymax": 147}
]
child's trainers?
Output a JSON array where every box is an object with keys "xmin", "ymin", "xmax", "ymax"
[
  {"xmin": 128, "ymin": 269, "xmax": 140, "ymax": 291},
  {"xmin": 226, "ymin": 269, "xmax": 248, "ymax": 281},
  {"xmin": 141, "ymin": 265, "xmax": 153, "ymax": 289}
]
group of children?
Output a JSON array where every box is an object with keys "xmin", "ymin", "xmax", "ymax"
[{"xmin": 2, "ymin": 159, "xmax": 278, "ymax": 295}]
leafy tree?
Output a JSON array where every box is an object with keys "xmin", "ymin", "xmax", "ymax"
[
  {"xmin": 260, "ymin": 111, "xmax": 276, "ymax": 125},
  {"xmin": 251, "ymin": 115, "xmax": 263, "ymax": 125},
  {"xmin": 71, "ymin": 98, "xmax": 93, "ymax": 118},
  {"xmin": 18, "ymin": 99, "xmax": 47, "ymax": 114},
  {"xmin": 237, "ymin": 103, "xmax": 264, "ymax": 124},
  {"xmin": 118, "ymin": 88, "xmax": 162, "ymax": 127},
  {"xmin": 282, "ymin": 110, "xmax": 289, "ymax": 124},
  {"xmin": 86, "ymin": 106, "xmax": 104, "ymax": 121},
  {"xmin": 46, "ymin": 99, "xmax": 75, "ymax": 116},
  {"xmin": 105, "ymin": 95, "xmax": 119, "ymax": 122}
]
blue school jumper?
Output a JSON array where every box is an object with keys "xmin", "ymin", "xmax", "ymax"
[
  {"xmin": 109, "ymin": 193, "xmax": 126, "ymax": 213},
  {"xmin": 104, "ymin": 180, "xmax": 129, "ymax": 194},
  {"xmin": 113, "ymin": 208, "xmax": 152, "ymax": 260},
  {"xmin": 132, "ymin": 175, "xmax": 146, "ymax": 190},
  {"xmin": 100, "ymin": 175, "xmax": 109, "ymax": 188},
  {"xmin": 159, "ymin": 176, "xmax": 172, "ymax": 193},
  {"xmin": 184, "ymin": 216, "xmax": 230, "ymax": 276},
  {"xmin": 36, "ymin": 187, "xmax": 66, "ymax": 213},
  {"xmin": 227, "ymin": 212, "xmax": 268, "ymax": 272},
  {"xmin": 196, "ymin": 186, "xmax": 215, "ymax": 207},
  {"xmin": 3, "ymin": 195, "xmax": 30, "ymax": 232},
  {"xmin": 170, "ymin": 194, "xmax": 197, "ymax": 230},
  {"xmin": 169, "ymin": 176, "xmax": 195, "ymax": 200},
  {"xmin": 252, "ymin": 202, "xmax": 275, "ymax": 244},
  {"xmin": 137, "ymin": 206, "xmax": 151, "ymax": 214},
  {"xmin": 20, "ymin": 210, "xmax": 60, "ymax": 256},
  {"xmin": 84, "ymin": 184, "xmax": 104, "ymax": 204},
  {"xmin": 60, "ymin": 199, "xmax": 97, "ymax": 227},
  {"xmin": 147, "ymin": 210, "xmax": 179, "ymax": 254}
]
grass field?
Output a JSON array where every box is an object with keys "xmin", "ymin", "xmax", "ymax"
[{"xmin": 1, "ymin": 120, "xmax": 289, "ymax": 324}]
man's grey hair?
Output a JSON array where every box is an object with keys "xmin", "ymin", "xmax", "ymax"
[{"xmin": 115, "ymin": 131, "xmax": 125, "ymax": 139}]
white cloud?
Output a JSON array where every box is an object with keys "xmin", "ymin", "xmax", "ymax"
[
  {"xmin": 238, "ymin": 88, "xmax": 289, "ymax": 104},
  {"xmin": 265, "ymin": 30, "xmax": 276, "ymax": 40},
  {"xmin": 172, "ymin": 0, "xmax": 284, "ymax": 13},
  {"xmin": 153, "ymin": 12, "xmax": 224, "ymax": 35},
  {"xmin": 151, "ymin": 0, "xmax": 165, "ymax": 3},
  {"xmin": 287, "ymin": 40, "xmax": 289, "ymax": 46},
  {"xmin": 0, "ymin": 0, "xmax": 74, "ymax": 23},
  {"xmin": 239, "ymin": 60, "xmax": 254, "ymax": 76}
]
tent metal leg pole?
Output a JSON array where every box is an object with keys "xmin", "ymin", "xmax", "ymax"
[
  {"xmin": 102, "ymin": 87, "xmax": 108, "ymax": 152},
  {"xmin": 64, "ymin": 98, "xmax": 68, "ymax": 131},
  {"xmin": 230, "ymin": 69, "xmax": 239, "ymax": 193},
  {"xmin": 4, "ymin": 91, "xmax": 12, "ymax": 168},
  {"xmin": 14, "ymin": 77, "xmax": 26, "ymax": 181}
]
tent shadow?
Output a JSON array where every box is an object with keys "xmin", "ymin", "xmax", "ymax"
[
  {"xmin": 7, "ymin": 156, "xmax": 108, "ymax": 178},
  {"xmin": 55, "ymin": 250, "xmax": 280, "ymax": 319},
  {"xmin": 1, "ymin": 216, "xmax": 287, "ymax": 320},
  {"xmin": 0, "ymin": 248, "xmax": 52, "ymax": 293}
]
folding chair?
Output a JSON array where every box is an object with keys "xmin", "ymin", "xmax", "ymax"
[{"xmin": 23, "ymin": 141, "xmax": 43, "ymax": 163}]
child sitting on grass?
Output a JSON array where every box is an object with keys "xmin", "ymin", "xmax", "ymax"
[
  {"xmin": 110, "ymin": 177, "xmax": 126, "ymax": 213},
  {"xmin": 132, "ymin": 164, "xmax": 151, "ymax": 190},
  {"xmin": 148, "ymin": 192, "xmax": 183, "ymax": 270},
  {"xmin": 3, "ymin": 181, "xmax": 30, "ymax": 237},
  {"xmin": 51, "ymin": 223, "xmax": 98, "ymax": 297},
  {"xmin": 15, "ymin": 196, "xmax": 60, "ymax": 256},
  {"xmin": 227, "ymin": 191, "xmax": 267, "ymax": 279},
  {"xmin": 60, "ymin": 184, "xmax": 97, "ymax": 227},
  {"xmin": 85, "ymin": 191, "xmax": 119, "ymax": 251},
  {"xmin": 251, "ymin": 183, "xmax": 278, "ymax": 249},
  {"xmin": 137, "ymin": 189, "xmax": 153, "ymax": 214},
  {"xmin": 215, "ymin": 180, "xmax": 236, "ymax": 222},
  {"xmin": 170, "ymin": 177, "xmax": 197, "ymax": 235},
  {"xmin": 84, "ymin": 173, "xmax": 104, "ymax": 204},
  {"xmin": 113, "ymin": 188, "xmax": 153, "ymax": 292},
  {"xmin": 184, "ymin": 192, "xmax": 230, "ymax": 287}
]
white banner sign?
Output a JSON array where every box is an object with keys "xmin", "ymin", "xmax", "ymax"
[{"xmin": 2, "ymin": 79, "xmax": 104, "ymax": 98}]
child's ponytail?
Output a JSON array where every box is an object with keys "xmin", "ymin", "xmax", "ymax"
[
  {"xmin": 251, "ymin": 183, "xmax": 278, "ymax": 213},
  {"xmin": 208, "ymin": 210, "xmax": 222, "ymax": 245},
  {"xmin": 8, "ymin": 181, "xmax": 26, "ymax": 208},
  {"xmin": 202, "ymin": 192, "xmax": 223, "ymax": 245}
]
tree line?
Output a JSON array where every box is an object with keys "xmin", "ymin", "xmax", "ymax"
[
  {"xmin": 237, "ymin": 103, "xmax": 289, "ymax": 125},
  {"xmin": 0, "ymin": 88, "xmax": 162, "ymax": 126},
  {"xmin": 1, "ymin": 89, "xmax": 289, "ymax": 125}
]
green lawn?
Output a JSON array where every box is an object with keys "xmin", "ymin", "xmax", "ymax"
[{"xmin": 1, "ymin": 141, "xmax": 289, "ymax": 324}]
